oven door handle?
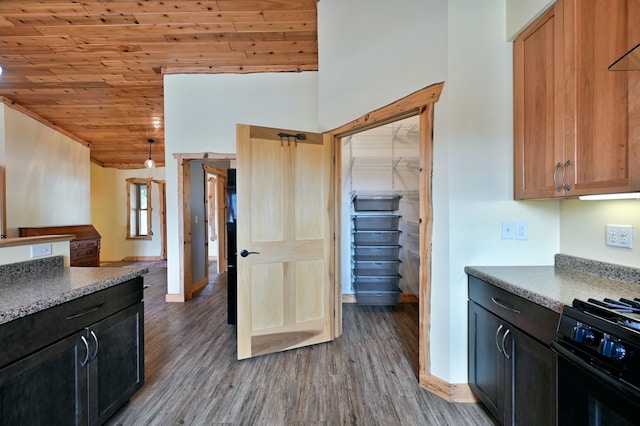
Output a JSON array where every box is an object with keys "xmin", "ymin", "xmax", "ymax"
[{"xmin": 551, "ymin": 341, "xmax": 640, "ymax": 396}]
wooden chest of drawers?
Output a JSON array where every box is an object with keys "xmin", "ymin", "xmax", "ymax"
[{"xmin": 19, "ymin": 225, "xmax": 102, "ymax": 266}]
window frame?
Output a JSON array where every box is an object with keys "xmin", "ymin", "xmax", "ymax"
[{"xmin": 126, "ymin": 177, "xmax": 153, "ymax": 240}]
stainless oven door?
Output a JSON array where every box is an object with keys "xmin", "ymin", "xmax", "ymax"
[{"xmin": 552, "ymin": 341, "xmax": 640, "ymax": 426}]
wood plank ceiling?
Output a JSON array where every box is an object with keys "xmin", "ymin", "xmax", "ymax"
[{"xmin": 0, "ymin": 1, "xmax": 318, "ymax": 169}]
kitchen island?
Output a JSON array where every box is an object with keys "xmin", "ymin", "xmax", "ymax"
[{"xmin": 0, "ymin": 255, "xmax": 148, "ymax": 425}]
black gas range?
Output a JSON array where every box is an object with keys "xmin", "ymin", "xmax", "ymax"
[{"xmin": 552, "ymin": 297, "xmax": 640, "ymax": 425}]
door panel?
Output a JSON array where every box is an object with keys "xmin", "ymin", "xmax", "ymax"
[
  {"xmin": 236, "ymin": 124, "xmax": 334, "ymax": 359},
  {"xmin": 295, "ymin": 260, "xmax": 325, "ymax": 322},
  {"xmin": 251, "ymin": 263, "xmax": 284, "ymax": 329}
]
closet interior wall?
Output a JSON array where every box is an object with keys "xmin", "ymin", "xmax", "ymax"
[{"xmin": 341, "ymin": 116, "xmax": 421, "ymax": 298}]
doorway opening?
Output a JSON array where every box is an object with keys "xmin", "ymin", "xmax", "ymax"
[
  {"xmin": 340, "ymin": 115, "xmax": 421, "ymax": 372},
  {"xmin": 174, "ymin": 153, "xmax": 235, "ymax": 301},
  {"xmin": 328, "ymin": 81, "xmax": 451, "ymax": 400},
  {"xmin": 341, "ymin": 115, "xmax": 421, "ymax": 301}
]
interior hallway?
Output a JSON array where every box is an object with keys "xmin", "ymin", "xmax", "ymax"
[{"xmin": 106, "ymin": 266, "xmax": 496, "ymax": 425}]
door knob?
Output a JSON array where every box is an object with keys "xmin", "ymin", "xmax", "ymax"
[{"xmin": 240, "ymin": 249, "xmax": 260, "ymax": 257}]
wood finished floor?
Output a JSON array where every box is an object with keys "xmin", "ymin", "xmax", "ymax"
[{"xmin": 106, "ymin": 267, "xmax": 497, "ymax": 426}]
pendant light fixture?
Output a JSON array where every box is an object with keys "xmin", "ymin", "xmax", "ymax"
[{"xmin": 144, "ymin": 138, "xmax": 156, "ymax": 168}]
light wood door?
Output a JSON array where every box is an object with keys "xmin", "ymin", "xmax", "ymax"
[
  {"xmin": 514, "ymin": 3, "xmax": 566, "ymax": 199},
  {"xmin": 236, "ymin": 124, "xmax": 335, "ymax": 360}
]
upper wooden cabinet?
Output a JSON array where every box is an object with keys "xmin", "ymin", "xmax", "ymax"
[{"xmin": 514, "ymin": 0, "xmax": 640, "ymax": 200}]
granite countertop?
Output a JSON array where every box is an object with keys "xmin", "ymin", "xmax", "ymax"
[
  {"xmin": 0, "ymin": 256, "xmax": 148, "ymax": 325},
  {"xmin": 465, "ymin": 254, "xmax": 640, "ymax": 313}
]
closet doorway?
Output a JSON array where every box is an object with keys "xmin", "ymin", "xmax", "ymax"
[
  {"xmin": 341, "ymin": 115, "xmax": 421, "ymax": 304},
  {"xmin": 327, "ymin": 81, "xmax": 446, "ymax": 399}
]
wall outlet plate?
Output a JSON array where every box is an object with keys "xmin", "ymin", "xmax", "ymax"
[
  {"xmin": 501, "ymin": 221, "xmax": 514, "ymax": 240},
  {"xmin": 606, "ymin": 224, "xmax": 633, "ymax": 249},
  {"xmin": 30, "ymin": 243, "xmax": 52, "ymax": 258}
]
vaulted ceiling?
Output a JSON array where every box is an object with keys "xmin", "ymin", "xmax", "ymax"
[{"xmin": 0, "ymin": 1, "xmax": 318, "ymax": 169}]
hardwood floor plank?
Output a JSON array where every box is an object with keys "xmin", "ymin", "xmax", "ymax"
[{"xmin": 107, "ymin": 267, "xmax": 497, "ymax": 426}]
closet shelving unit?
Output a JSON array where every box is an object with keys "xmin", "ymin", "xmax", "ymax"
[
  {"xmin": 344, "ymin": 116, "xmax": 421, "ymax": 303},
  {"xmin": 351, "ymin": 194, "xmax": 402, "ymax": 306}
]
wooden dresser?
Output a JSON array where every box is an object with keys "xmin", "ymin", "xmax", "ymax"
[{"xmin": 19, "ymin": 225, "xmax": 101, "ymax": 266}]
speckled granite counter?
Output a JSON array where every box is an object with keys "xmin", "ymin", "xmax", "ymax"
[
  {"xmin": 465, "ymin": 254, "xmax": 640, "ymax": 314},
  {"xmin": 0, "ymin": 256, "xmax": 148, "ymax": 325}
]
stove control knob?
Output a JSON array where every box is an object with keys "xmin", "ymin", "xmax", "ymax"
[
  {"xmin": 571, "ymin": 324, "xmax": 595, "ymax": 345},
  {"xmin": 599, "ymin": 337, "xmax": 627, "ymax": 361}
]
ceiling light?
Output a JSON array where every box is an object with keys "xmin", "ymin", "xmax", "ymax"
[
  {"xmin": 144, "ymin": 138, "xmax": 156, "ymax": 168},
  {"xmin": 578, "ymin": 193, "xmax": 640, "ymax": 201}
]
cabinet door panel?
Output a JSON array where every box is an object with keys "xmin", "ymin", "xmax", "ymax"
[
  {"xmin": 504, "ymin": 326, "xmax": 557, "ymax": 426},
  {"xmin": 514, "ymin": 4, "xmax": 565, "ymax": 199},
  {"xmin": 468, "ymin": 302, "xmax": 502, "ymax": 422},
  {"xmin": 565, "ymin": 0, "xmax": 634, "ymax": 194},
  {"xmin": 0, "ymin": 332, "xmax": 88, "ymax": 426},
  {"xmin": 89, "ymin": 302, "xmax": 144, "ymax": 424}
]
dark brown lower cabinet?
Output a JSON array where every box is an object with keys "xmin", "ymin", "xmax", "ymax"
[
  {"xmin": 468, "ymin": 276, "xmax": 557, "ymax": 426},
  {"xmin": 0, "ymin": 279, "xmax": 144, "ymax": 426},
  {"xmin": 90, "ymin": 303, "xmax": 144, "ymax": 424},
  {"xmin": 0, "ymin": 331, "xmax": 88, "ymax": 425}
]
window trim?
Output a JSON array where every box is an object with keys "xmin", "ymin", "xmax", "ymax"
[{"xmin": 126, "ymin": 177, "xmax": 153, "ymax": 240}]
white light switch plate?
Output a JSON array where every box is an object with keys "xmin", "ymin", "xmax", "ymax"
[{"xmin": 515, "ymin": 221, "xmax": 528, "ymax": 240}]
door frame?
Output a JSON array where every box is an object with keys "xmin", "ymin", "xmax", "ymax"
[
  {"xmin": 153, "ymin": 179, "xmax": 168, "ymax": 260},
  {"xmin": 203, "ymin": 165, "xmax": 228, "ymax": 273},
  {"xmin": 173, "ymin": 152, "xmax": 235, "ymax": 301},
  {"xmin": 325, "ymin": 82, "xmax": 461, "ymax": 399}
]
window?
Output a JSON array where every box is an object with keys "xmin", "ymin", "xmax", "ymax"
[{"xmin": 126, "ymin": 178, "xmax": 153, "ymax": 240}]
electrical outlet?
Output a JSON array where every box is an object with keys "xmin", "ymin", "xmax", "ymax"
[
  {"xmin": 30, "ymin": 243, "xmax": 52, "ymax": 258},
  {"xmin": 501, "ymin": 221, "xmax": 514, "ymax": 240},
  {"xmin": 606, "ymin": 224, "xmax": 633, "ymax": 249}
]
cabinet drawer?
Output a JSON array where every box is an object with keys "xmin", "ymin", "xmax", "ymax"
[
  {"xmin": 71, "ymin": 247, "xmax": 97, "ymax": 258},
  {"xmin": 0, "ymin": 277, "xmax": 143, "ymax": 368},
  {"xmin": 71, "ymin": 256, "xmax": 99, "ymax": 267},
  {"xmin": 70, "ymin": 239, "xmax": 98, "ymax": 249},
  {"xmin": 468, "ymin": 276, "xmax": 559, "ymax": 344}
]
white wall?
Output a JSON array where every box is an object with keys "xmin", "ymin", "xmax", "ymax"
[
  {"xmin": 164, "ymin": 72, "xmax": 319, "ymax": 294},
  {"xmin": 2, "ymin": 103, "xmax": 90, "ymax": 237},
  {"xmin": 0, "ymin": 240, "xmax": 70, "ymax": 266},
  {"xmin": 91, "ymin": 163, "xmax": 166, "ymax": 262},
  {"xmin": 319, "ymin": 0, "xmax": 560, "ymax": 384},
  {"xmin": 505, "ymin": 0, "xmax": 555, "ymax": 40},
  {"xmin": 318, "ymin": 0, "xmax": 448, "ymax": 130},
  {"xmin": 560, "ymin": 199, "xmax": 640, "ymax": 267}
]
